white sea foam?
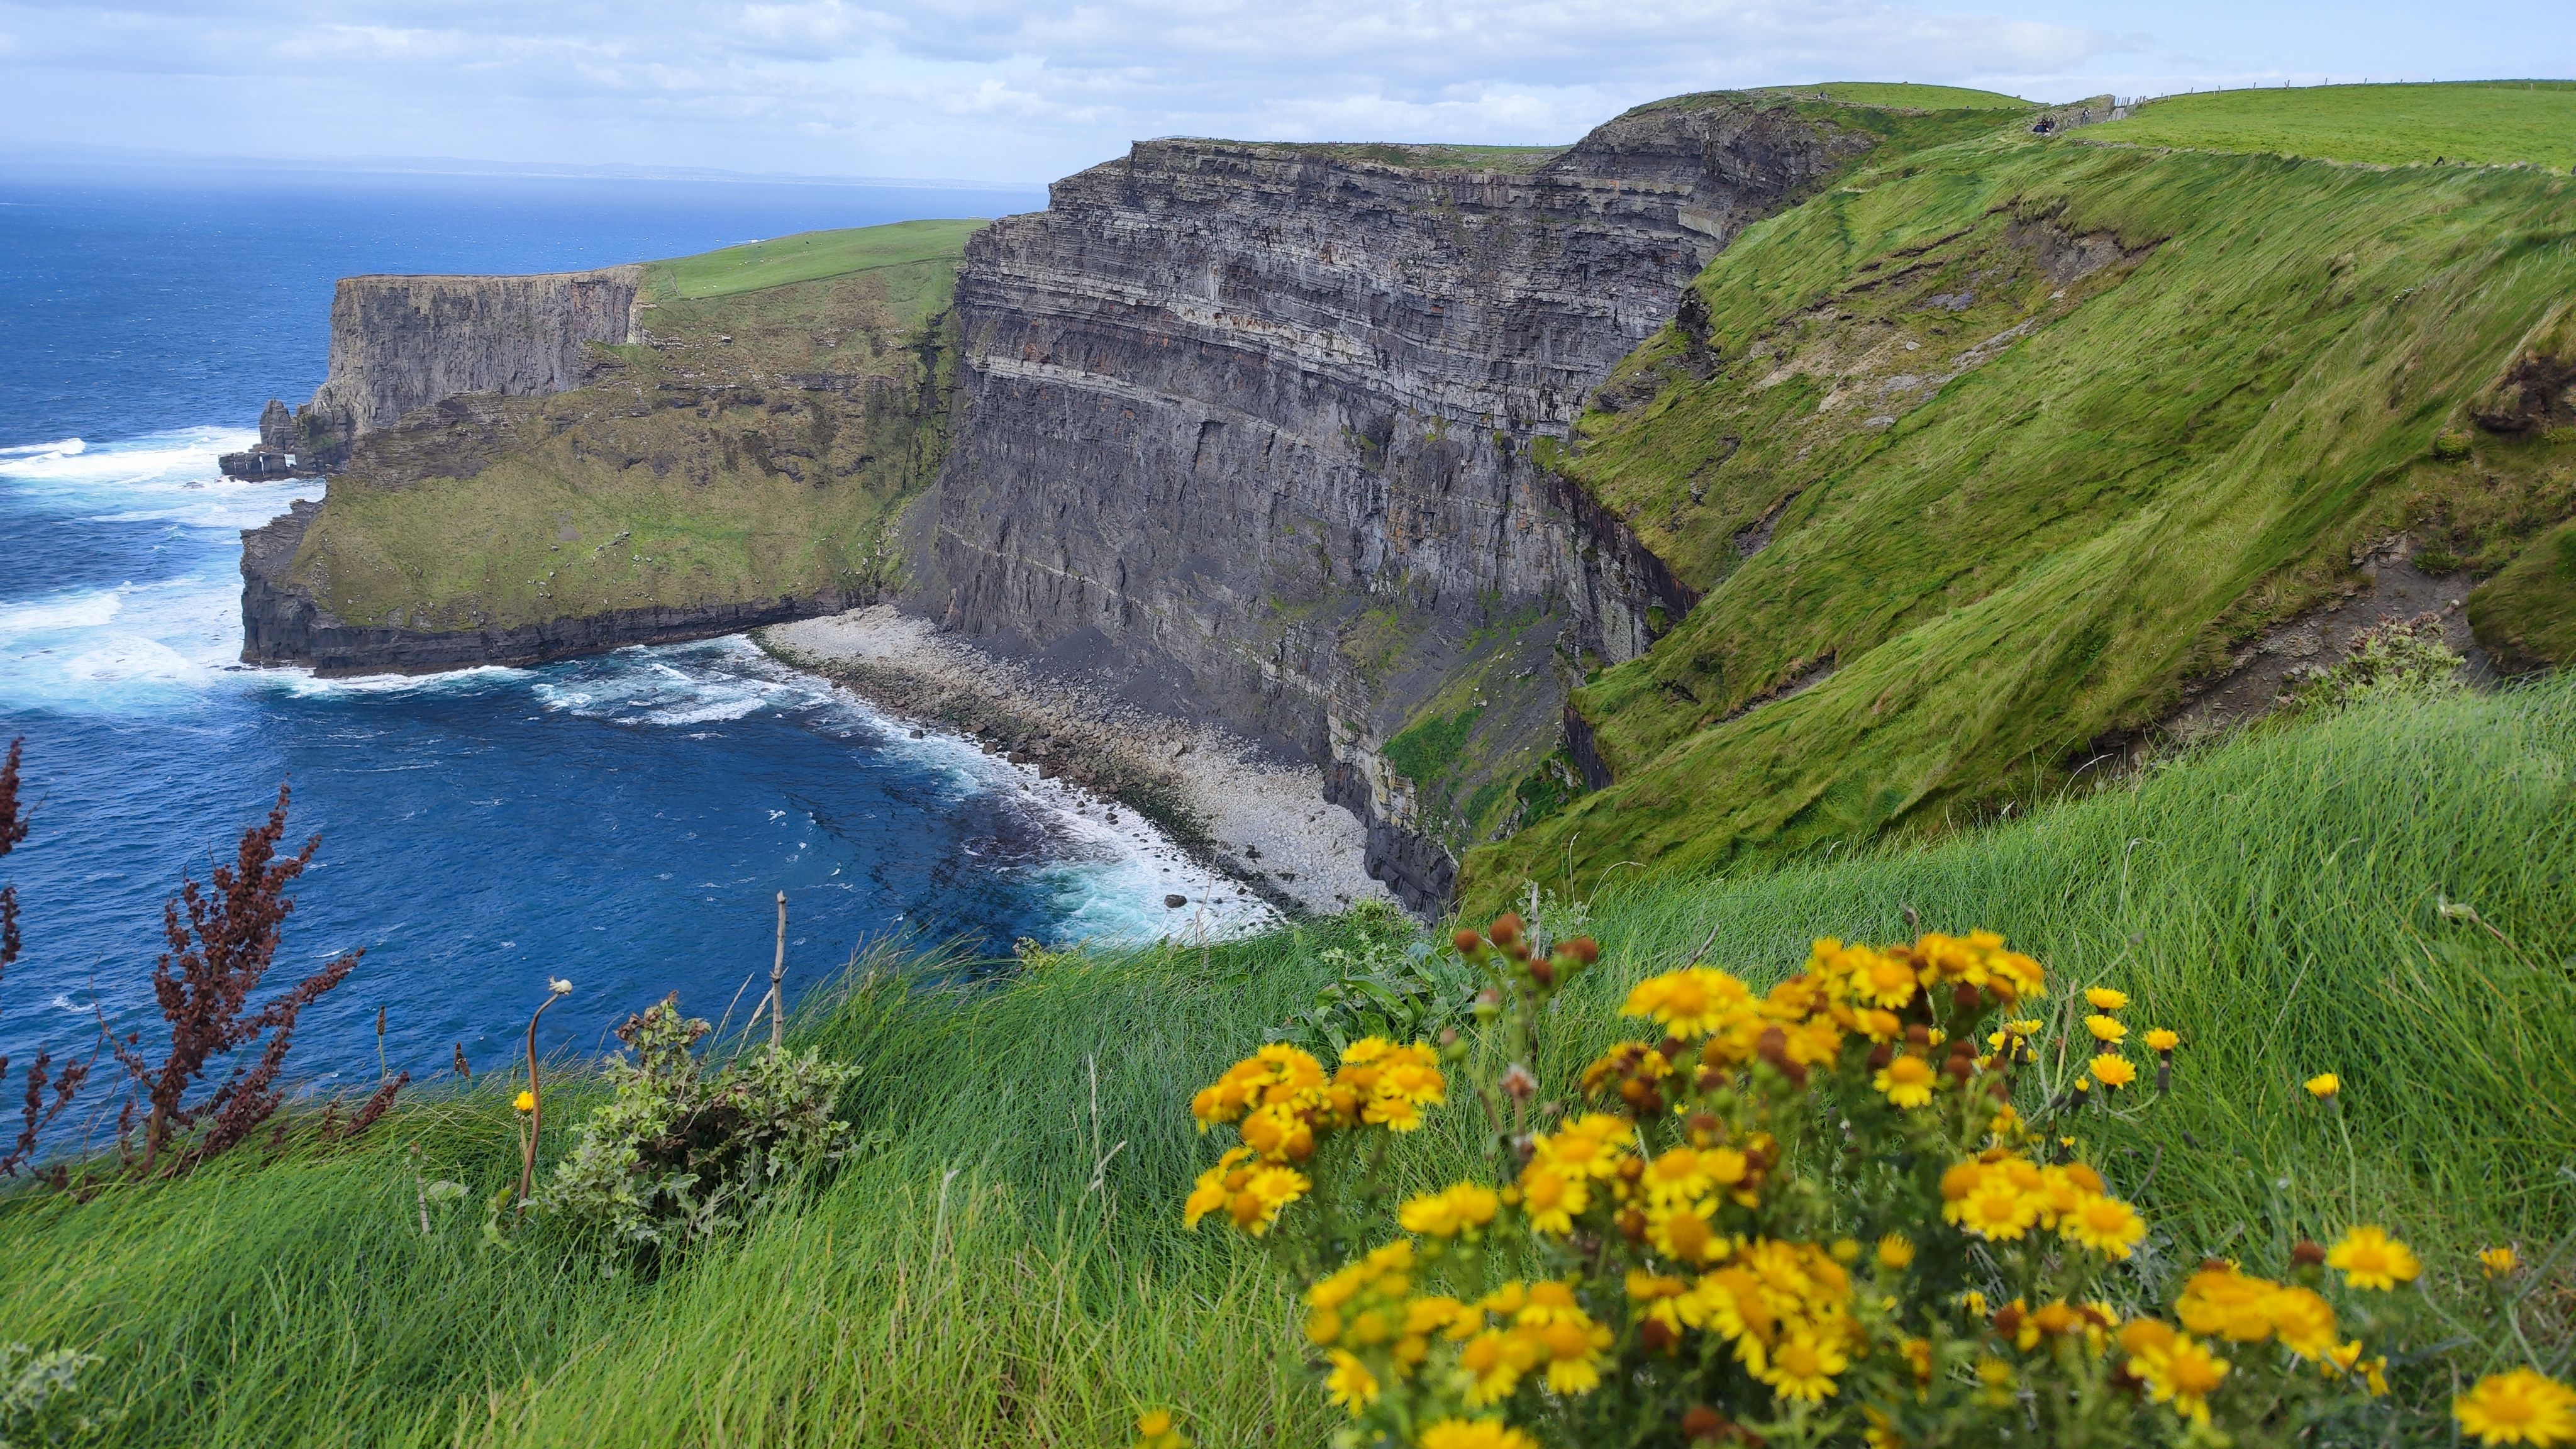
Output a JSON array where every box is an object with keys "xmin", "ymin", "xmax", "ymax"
[{"xmin": 0, "ymin": 436, "xmax": 84, "ymax": 457}]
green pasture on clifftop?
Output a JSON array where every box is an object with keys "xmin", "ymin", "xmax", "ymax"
[{"xmin": 2087, "ymin": 80, "xmax": 2576, "ymax": 170}]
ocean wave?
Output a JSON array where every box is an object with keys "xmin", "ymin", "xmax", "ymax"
[
  {"xmin": 0, "ymin": 436, "xmax": 84, "ymax": 457},
  {"xmin": 0, "ymin": 426, "xmax": 297, "ymax": 530}
]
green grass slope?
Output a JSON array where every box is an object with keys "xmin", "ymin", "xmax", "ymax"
[
  {"xmin": 1755, "ymin": 82, "xmax": 2035, "ymax": 111},
  {"xmin": 643, "ymin": 218, "xmax": 988, "ymax": 301},
  {"xmin": 1, "ymin": 670, "xmax": 2567, "ymax": 1446},
  {"xmin": 2088, "ymin": 80, "xmax": 2576, "ymax": 170},
  {"xmin": 291, "ymin": 221, "xmax": 978, "ymax": 632},
  {"xmin": 1463, "ymin": 103, "xmax": 2576, "ymax": 906}
]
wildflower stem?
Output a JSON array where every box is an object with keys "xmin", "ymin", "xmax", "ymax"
[
  {"xmin": 518, "ymin": 988, "xmax": 564, "ymax": 1206},
  {"xmin": 770, "ymin": 890, "xmax": 787, "ymax": 1052}
]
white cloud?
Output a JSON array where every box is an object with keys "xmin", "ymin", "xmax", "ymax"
[{"xmin": 10, "ymin": 0, "xmax": 2549, "ymax": 182}]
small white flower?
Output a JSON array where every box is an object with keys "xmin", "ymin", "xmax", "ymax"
[{"xmin": 548, "ymin": 977, "xmax": 573, "ymax": 996}]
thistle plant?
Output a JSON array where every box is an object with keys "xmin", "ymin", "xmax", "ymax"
[{"xmin": 1166, "ymin": 916, "xmax": 2572, "ymax": 1448}]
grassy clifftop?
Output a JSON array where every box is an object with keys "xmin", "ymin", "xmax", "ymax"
[
  {"xmin": 2087, "ymin": 80, "xmax": 2576, "ymax": 170},
  {"xmin": 283, "ymin": 221, "xmax": 985, "ymax": 636},
  {"xmin": 1463, "ymin": 85, "xmax": 2576, "ymax": 908}
]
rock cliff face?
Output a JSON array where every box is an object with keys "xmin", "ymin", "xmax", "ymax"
[
  {"xmin": 294, "ymin": 267, "xmax": 643, "ymax": 464},
  {"xmin": 911, "ymin": 94, "xmax": 1874, "ymax": 904}
]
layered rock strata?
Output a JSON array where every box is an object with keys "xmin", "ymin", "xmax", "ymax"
[{"xmin": 910, "ymin": 95, "xmax": 1872, "ymax": 904}]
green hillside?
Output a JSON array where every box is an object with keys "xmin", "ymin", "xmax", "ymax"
[
  {"xmin": 1460, "ymin": 92, "xmax": 2576, "ymax": 908},
  {"xmin": 287, "ymin": 221, "xmax": 979, "ymax": 635},
  {"xmin": 2088, "ymin": 80, "xmax": 2576, "ymax": 170},
  {"xmin": 1755, "ymin": 82, "xmax": 2034, "ymax": 111},
  {"xmin": 3, "ymin": 668, "xmax": 2567, "ymax": 1445}
]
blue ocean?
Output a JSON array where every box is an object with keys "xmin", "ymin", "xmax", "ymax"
[{"xmin": 0, "ymin": 162, "xmax": 1258, "ymax": 1119}]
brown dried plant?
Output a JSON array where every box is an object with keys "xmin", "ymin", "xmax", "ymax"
[
  {"xmin": 1, "ymin": 738, "xmax": 89, "ymax": 1176},
  {"xmin": 108, "ymin": 781, "xmax": 362, "ymax": 1174}
]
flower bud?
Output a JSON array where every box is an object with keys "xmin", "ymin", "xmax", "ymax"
[
  {"xmin": 1501, "ymin": 1063, "xmax": 1538, "ymax": 1101},
  {"xmin": 1680, "ymin": 1406, "xmax": 1724, "ymax": 1441},
  {"xmin": 1563, "ymin": 936, "xmax": 1599, "ymax": 965},
  {"xmin": 1641, "ymin": 1319, "xmax": 1677, "ymax": 1354},
  {"xmin": 1528, "ymin": 960, "xmax": 1555, "ymax": 987},
  {"xmin": 1453, "ymin": 928, "xmax": 1483, "ymax": 955},
  {"xmin": 2290, "ymin": 1240, "xmax": 2328, "ymax": 1267},
  {"xmin": 1489, "ymin": 914, "xmax": 1523, "ymax": 947}
]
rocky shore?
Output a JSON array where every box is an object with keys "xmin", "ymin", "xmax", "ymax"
[{"xmin": 758, "ymin": 607, "xmax": 1394, "ymax": 918}]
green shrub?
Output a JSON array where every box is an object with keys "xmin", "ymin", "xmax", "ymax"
[
  {"xmin": 0, "ymin": 1344, "xmax": 111, "ymax": 1448},
  {"xmin": 540, "ymin": 996, "xmax": 859, "ymax": 1254},
  {"xmin": 2282, "ymin": 613, "xmax": 2465, "ymax": 716}
]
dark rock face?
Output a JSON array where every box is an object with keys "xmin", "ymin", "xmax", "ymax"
[
  {"xmin": 259, "ymin": 398, "xmax": 297, "ymax": 452},
  {"xmin": 913, "ymin": 95, "xmax": 1870, "ymax": 906},
  {"xmin": 240, "ymin": 502, "xmax": 849, "ymax": 677},
  {"xmin": 297, "ymin": 267, "xmax": 643, "ymax": 452}
]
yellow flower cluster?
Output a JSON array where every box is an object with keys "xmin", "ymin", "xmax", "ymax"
[
  {"xmin": 2175, "ymin": 1265, "xmax": 2357, "ymax": 1366},
  {"xmin": 1400, "ymin": 1181, "xmax": 1503, "ymax": 1238},
  {"xmin": 1515, "ymin": 1112, "xmax": 1639, "ymax": 1235},
  {"xmin": 1182, "ymin": 1038, "xmax": 1443, "ymax": 1238},
  {"xmin": 1938, "ymin": 1153, "xmax": 2146, "ymax": 1258},
  {"xmin": 1181, "ymin": 1145, "xmax": 1309, "ymax": 1236},
  {"xmin": 1305, "ymin": 1244, "xmax": 1613, "ymax": 1419},
  {"xmin": 1638, "ymin": 1238, "xmax": 1859, "ymax": 1401},
  {"xmin": 2068, "ymin": 982, "xmax": 2174, "ymax": 1093}
]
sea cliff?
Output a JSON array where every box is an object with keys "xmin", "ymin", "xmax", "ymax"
[{"xmin": 910, "ymin": 94, "xmax": 1907, "ymax": 903}]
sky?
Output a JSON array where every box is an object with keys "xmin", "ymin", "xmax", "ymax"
[{"xmin": 1, "ymin": 0, "xmax": 2567, "ymax": 184}]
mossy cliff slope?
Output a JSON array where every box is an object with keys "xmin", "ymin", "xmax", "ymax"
[
  {"xmin": 242, "ymin": 221, "xmax": 979, "ymax": 675},
  {"xmin": 1462, "ymin": 83, "xmax": 2576, "ymax": 909}
]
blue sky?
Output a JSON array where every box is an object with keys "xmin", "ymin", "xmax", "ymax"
[{"xmin": 2, "ymin": 0, "xmax": 2567, "ymax": 183}]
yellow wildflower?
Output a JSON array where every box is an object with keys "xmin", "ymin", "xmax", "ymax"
[
  {"xmin": 2084, "ymin": 1014, "xmax": 2127, "ymax": 1044},
  {"xmin": 1323, "ymin": 1350, "xmax": 1380, "ymax": 1416},
  {"xmin": 2062, "ymin": 1194, "xmax": 2146, "ymax": 1258},
  {"xmin": 2454, "ymin": 1368, "xmax": 2576, "ymax": 1446},
  {"xmin": 2131, "ymin": 1330, "xmax": 2229, "ymax": 1423},
  {"xmin": 1133, "ymin": 1408, "xmax": 1187, "ymax": 1449},
  {"xmin": 1531, "ymin": 1113, "xmax": 1634, "ymax": 1180},
  {"xmin": 2085, "ymin": 987, "xmax": 2129, "ymax": 1011},
  {"xmin": 1759, "ymin": 1328, "xmax": 1848, "ymax": 1401},
  {"xmin": 513, "ymin": 1089, "xmax": 536, "ymax": 1113},
  {"xmin": 1621, "ymin": 965, "xmax": 1754, "ymax": 1036},
  {"xmin": 2326, "ymin": 1226, "xmax": 2421, "ymax": 1291},
  {"xmin": 2089, "ymin": 1053, "xmax": 2138, "ymax": 1089},
  {"xmin": 1875, "ymin": 1234, "xmax": 1916, "ymax": 1271},
  {"xmin": 1641, "ymin": 1145, "xmax": 1715, "ymax": 1205},
  {"xmin": 1455, "ymin": 1327, "xmax": 1540, "ymax": 1407},
  {"xmin": 1872, "ymin": 1054, "xmax": 1937, "ymax": 1109},
  {"xmin": 1418, "ymin": 1418, "xmax": 1541, "ymax": 1449},
  {"xmin": 1951, "ymin": 1182, "xmax": 2040, "ymax": 1241},
  {"xmin": 1399, "ymin": 1181, "xmax": 1501, "ymax": 1238},
  {"xmin": 2304, "ymin": 1072, "xmax": 2341, "ymax": 1099},
  {"xmin": 1516, "ymin": 1161, "xmax": 1589, "ymax": 1235},
  {"xmin": 2264, "ymin": 1285, "xmax": 2340, "ymax": 1359},
  {"xmin": 2482, "ymin": 1245, "xmax": 2521, "ymax": 1279},
  {"xmin": 2145, "ymin": 1028, "xmax": 2180, "ymax": 1052},
  {"xmin": 1227, "ymin": 1163, "xmax": 1309, "ymax": 1236},
  {"xmin": 1183, "ymin": 1145, "xmax": 1256, "ymax": 1229}
]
